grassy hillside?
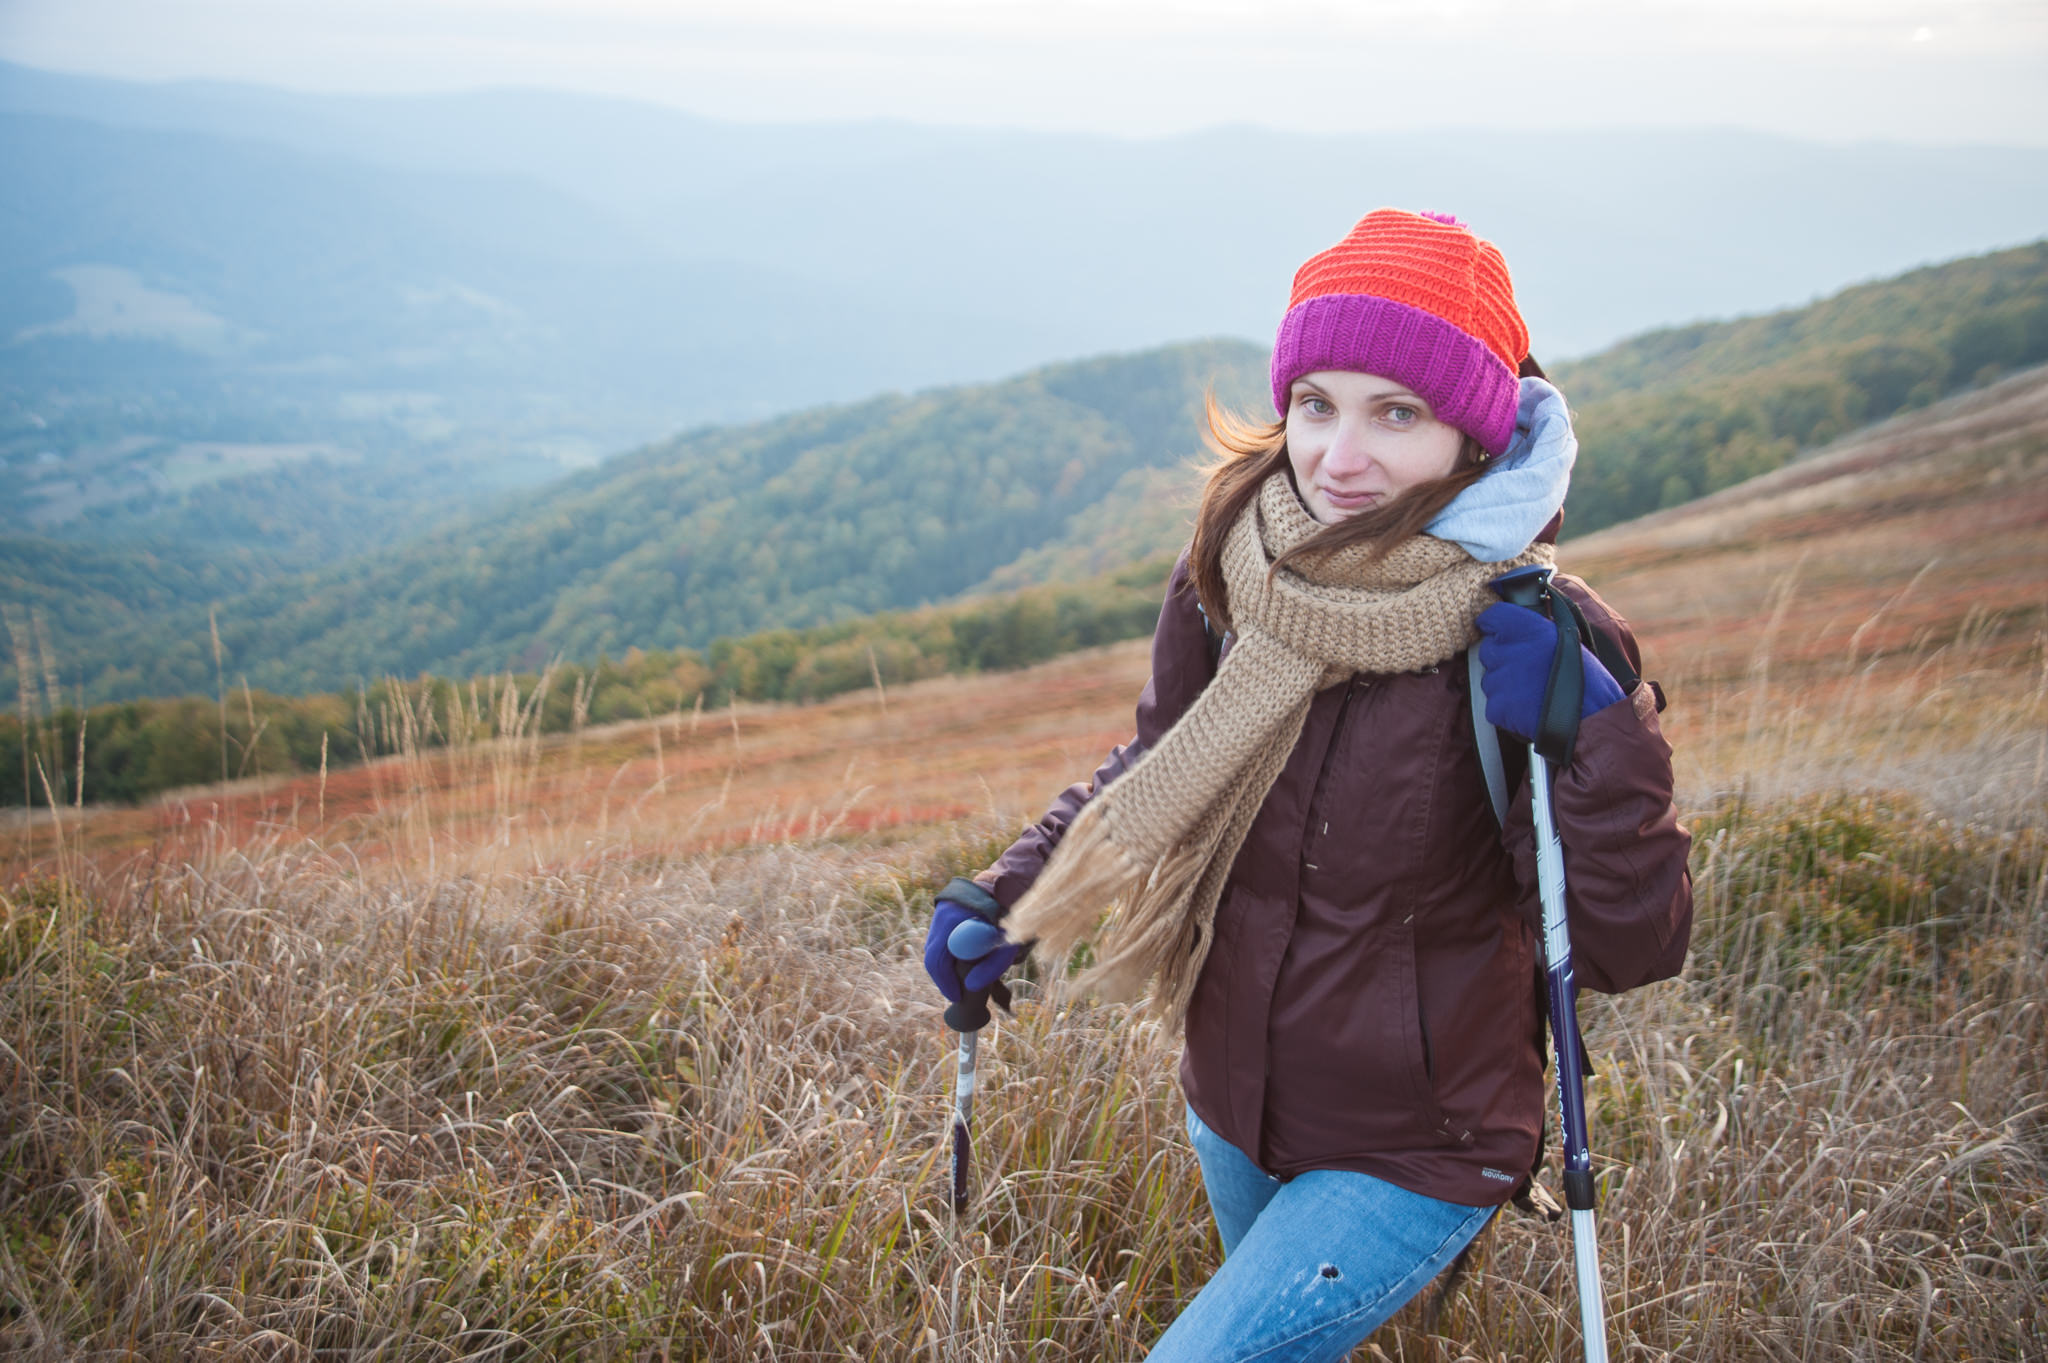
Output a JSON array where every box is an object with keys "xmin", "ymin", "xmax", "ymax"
[{"xmin": 8, "ymin": 795, "xmax": 2039, "ymax": 1358}]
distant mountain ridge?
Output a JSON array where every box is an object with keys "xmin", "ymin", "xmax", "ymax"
[
  {"xmin": 0, "ymin": 105, "xmax": 1065, "ymax": 566},
  {"xmin": 7, "ymin": 59, "xmax": 2048, "ymax": 584},
  {"xmin": 10, "ymin": 61, "xmax": 2048, "ymax": 360}
]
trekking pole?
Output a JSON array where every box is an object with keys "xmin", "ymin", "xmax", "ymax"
[
  {"xmin": 1489, "ymin": 565, "xmax": 1610, "ymax": 1363},
  {"xmin": 943, "ymin": 918, "xmax": 1011, "ymax": 1216}
]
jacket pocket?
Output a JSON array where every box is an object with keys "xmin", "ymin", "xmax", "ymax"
[
  {"xmin": 1394, "ymin": 923, "xmax": 1473, "ymax": 1148},
  {"xmin": 1182, "ymin": 883, "xmax": 1245, "ymax": 1123}
]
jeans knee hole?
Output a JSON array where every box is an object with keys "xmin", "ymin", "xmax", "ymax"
[{"xmin": 1319, "ymin": 1264, "xmax": 1340, "ymax": 1280}]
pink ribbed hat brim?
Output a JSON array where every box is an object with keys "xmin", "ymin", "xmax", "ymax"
[{"xmin": 1271, "ymin": 294, "xmax": 1520, "ymax": 455}]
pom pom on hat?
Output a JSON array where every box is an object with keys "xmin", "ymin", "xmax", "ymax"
[{"xmin": 1271, "ymin": 208, "xmax": 1529, "ymax": 455}]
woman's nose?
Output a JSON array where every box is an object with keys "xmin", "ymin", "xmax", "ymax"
[{"xmin": 1323, "ymin": 420, "xmax": 1374, "ymax": 474}]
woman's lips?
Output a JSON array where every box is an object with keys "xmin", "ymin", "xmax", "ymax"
[{"xmin": 1321, "ymin": 486, "xmax": 1380, "ymax": 509}]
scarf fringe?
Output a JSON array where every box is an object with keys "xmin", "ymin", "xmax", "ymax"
[
  {"xmin": 1005, "ymin": 801, "xmax": 1144, "ymax": 967},
  {"xmin": 1007, "ymin": 810, "xmax": 1213, "ymax": 1004},
  {"xmin": 1070, "ymin": 836, "xmax": 1209, "ymax": 1002}
]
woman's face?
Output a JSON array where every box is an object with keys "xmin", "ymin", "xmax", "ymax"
[{"xmin": 1284, "ymin": 370, "xmax": 1466, "ymax": 524}]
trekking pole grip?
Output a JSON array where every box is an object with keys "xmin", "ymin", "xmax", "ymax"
[
  {"xmin": 1488, "ymin": 565, "xmax": 1586, "ymax": 766},
  {"xmin": 944, "ymin": 979, "xmax": 1011, "ymax": 1033},
  {"xmin": 942, "ymin": 910, "xmax": 1015, "ymax": 1033},
  {"xmin": 1490, "ymin": 562, "xmax": 1550, "ymax": 611}
]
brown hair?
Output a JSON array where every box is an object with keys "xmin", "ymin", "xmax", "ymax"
[{"xmin": 1186, "ymin": 357, "xmax": 1547, "ymax": 631}]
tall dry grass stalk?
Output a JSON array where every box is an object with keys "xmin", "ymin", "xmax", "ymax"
[
  {"xmin": 2, "ymin": 604, "xmax": 74, "ymax": 825},
  {"xmin": 209, "ymin": 606, "xmax": 227, "ymax": 791}
]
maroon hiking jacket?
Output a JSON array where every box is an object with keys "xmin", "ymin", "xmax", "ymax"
[{"xmin": 977, "ymin": 551, "xmax": 1692, "ymax": 1207}]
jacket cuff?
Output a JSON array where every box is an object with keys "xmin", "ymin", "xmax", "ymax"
[{"xmin": 939, "ymin": 876, "xmax": 1003, "ymax": 921}]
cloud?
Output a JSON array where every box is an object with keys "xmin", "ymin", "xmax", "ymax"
[{"xmin": 3, "ymin": 0, "xmax": 2044, "ymax": 144}]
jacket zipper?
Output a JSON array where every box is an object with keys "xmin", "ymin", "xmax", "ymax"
[{"xmin": 1303, "ymin": 678, "xmax": 1364, "ymax": 868}]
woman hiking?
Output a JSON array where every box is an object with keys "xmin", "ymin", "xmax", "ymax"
[{"xmin": 923, "ymin": 208, "xmax": 1693, "ymax": 1360}]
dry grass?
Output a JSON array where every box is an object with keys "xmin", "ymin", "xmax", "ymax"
[
  {"xmin": 37, "ymin": 644, "xmax": 1152, "ymax": 881},
  {"xmin": 3, "ymin": 745, "xmax": 2044, "ymax": 1360},
  {"xmin": 1569, "ymin": 364, "xmax": 2048, "ymax": 821},
  {"xmin": 1, "ymin": 822, "xmax": 1218, "ymax": 1359},
  {"xmin": 3, "ymin": 371, "xmax": 2046, "ymax": 1358}
]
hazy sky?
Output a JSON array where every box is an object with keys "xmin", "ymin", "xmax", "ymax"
[{"xmin": 3, "ymin": 0, "xmax": 2045, "ymax": 145}]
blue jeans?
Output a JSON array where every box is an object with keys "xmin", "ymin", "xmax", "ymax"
[{"xmin": 1149, "ymin": 1106, "xmax": 1496, "ymax": 1362}]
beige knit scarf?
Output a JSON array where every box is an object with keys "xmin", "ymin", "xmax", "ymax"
[{"xmin": 1004, "ymin": 471, "xmax": 1552, "ymax": 1028}]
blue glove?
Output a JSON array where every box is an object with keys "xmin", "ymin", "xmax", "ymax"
[
  {"xmin": 1475, "ymin": 601, "xmax": 1625, "ymax": 743},
  {"xmin": 923, "ymin": 892, "xmax": 1023, "ymax": 1005}
]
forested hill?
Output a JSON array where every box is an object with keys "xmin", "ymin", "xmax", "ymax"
[
  {"xmin": 12, "ymin": 356, "xmax": 2044, "ymax": 812},
  {"xmin": 11, "ymin": 238, "xmax": 2048, "ymax": 706},
  {"xmin": 29, "ymin": 342, "xmax": 1269, "ymax": 702},
  {"xmin": 1556, "ymin": 239, "xmax": 2048, "ymax": 528}
]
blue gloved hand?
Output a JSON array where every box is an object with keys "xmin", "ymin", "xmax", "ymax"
[
  {"xmin": 1475, "ymin": 601, "xmax": 1625, "ymax": 743},
  {"xmin": 922, "ymin": 884, "xmax": 1023, "ymax": 1005}
]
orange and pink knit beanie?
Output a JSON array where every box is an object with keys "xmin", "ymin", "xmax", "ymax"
[{"xmin": 1271, "ymin": 208, "xmax": 1530, "ymax": 455}]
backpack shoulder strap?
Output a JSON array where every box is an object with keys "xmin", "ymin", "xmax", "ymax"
[
  {"xmin": 1197, "ymin": 601, "xmax": 1228, "ymax": 671},
  {"xmin": 1558, "ymin": 592, "xmax": 1644, "ymax": 697},
  {"xmin": 1469, "ymin": 648, "xmax": 1510, "ymax": 827}
]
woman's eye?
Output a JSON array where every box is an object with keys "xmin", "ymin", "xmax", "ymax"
[
  {"xmin": 1385, "ymin": 404, "xmax": 1418, "ymax": 424},
  {"xmin": 1302, "ymin": 396, "xmax": 1333, "ymax": 416}
]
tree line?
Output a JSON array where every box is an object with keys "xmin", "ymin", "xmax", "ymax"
[{"xmin": 1, "ymin": 555, "xmax": 1174, "ymax": 808}]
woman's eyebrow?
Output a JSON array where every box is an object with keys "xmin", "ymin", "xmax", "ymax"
[{"xmin": 1293, "ymin": 381, "xmax": 1424, "ymax": 399}]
